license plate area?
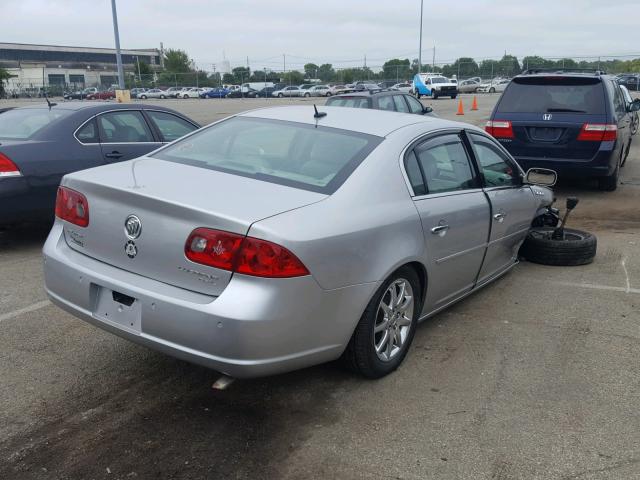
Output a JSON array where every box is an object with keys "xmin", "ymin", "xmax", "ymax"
[
  {"xmin": 91, "ymin": 284, "xmax": 141, "ymax": 333},
  {"xmin": 528, "ymin": 127, "xmax": 564, "ymax": 142}
]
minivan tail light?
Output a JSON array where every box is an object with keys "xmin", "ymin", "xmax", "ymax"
[
  {"xmin": 485, "ymin": 120, "xmax": 514, "ymax": 139},
  {"xmin": 55, "ymin": 186, "xmax": 89, "ymax": 227},
  {"xmin": 185, "ymin": 228, "xmax": 309, "ymax": 278},
  {"xmin": 577, "ymin": 123, "xmax": 617, "ymax": 142},
  {"xmin": 0, "ymin": 152, "xmax": 21, "ymax": 177}
]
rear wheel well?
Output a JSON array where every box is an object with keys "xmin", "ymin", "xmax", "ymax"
[{"xmin": 404, "ymin": 261, "xmax": 427, "ymax": 308}]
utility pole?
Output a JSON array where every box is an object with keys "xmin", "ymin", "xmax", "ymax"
[
  {"xmin": 136, "ymin": 56, "xmax": 141, "ymax": 83},
  {"xmin": 110, "ymin": 0, "xmax": 125, "ymax": 89},
  {"xmin": 432, "ymin": 45, "xmax": 435, "ymax": 70},
  {"xmin": 418, "ymin": 0, "xmax": 423, "ymax": 74}
]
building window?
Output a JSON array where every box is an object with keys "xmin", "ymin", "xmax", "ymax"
[
  {"xmin": 47, "ymin": 74, "xmax": 66, "ymax": 86},
  {"xmin": 69, "ymin": 74, "xmax": 85, "ymax": 86}
]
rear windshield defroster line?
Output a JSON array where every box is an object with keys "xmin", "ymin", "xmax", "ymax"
[{"xmin": 152, "ymin": 117, "xmax": 383, "ymax": 194}]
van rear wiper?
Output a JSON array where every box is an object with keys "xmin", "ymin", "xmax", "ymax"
[{"xmin": 546, "ymin": 108, "xmax": 586, "ymax": 113}]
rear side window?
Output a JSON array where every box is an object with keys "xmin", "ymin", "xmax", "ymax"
[
  {"xmin": 377, "ymin": 96, "xmax": 396, "ymax": 111},
  {"xmin": 76, "ymin": 119, "xmax": 99, "ymax": 144},
  {"xmin": 146, "ymin": 111, "xmax": 197, "ymax": 142},
  {"xmin": 404, "ymin": 151, "xmax": 426, "ymax": 196},
  {"xmin": 326, "ymin": 96, "xmax": 371, "ymax": 108},
  {"xmin": 98, "ymin": 111, "xmax": 154, "ymax": 143},
  {"xmin": 153, "ymin": 117, "xmax": 382, "ymax": 194},
  {"xmin": 411, "ymin": 134, "xmax": 477, "ymax": 194},
  {"xmin": 497, "ymin": 77, "xmax": 606, "ymax": 114}
]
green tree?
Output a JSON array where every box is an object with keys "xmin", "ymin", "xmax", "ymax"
[
  {"xmin": 498, "ymin": 55, "xmax": 521, "ymax": 76},
  {"xmin": 282, "ymin": 70, "xmax": 304, "ymax": 84},
  {"xmin": 232, "ymin": 66, "xmax": 251, "ymax": 84},
  {"xmin": 382, "ymin": 59, "xmax": 411, "ymax": 81},
  {"xmin": 222, "ymin": 73, "xmax": 235, "ymax": 84},
  {"xmin": 304, "ymin": 63, "xmax": 320, "ymax": 79},
  {"xmin": 163, "ymin": 49, "xmax": 192, "ymax": 73},
  {"xmin": 0, "ymin": 67, "xmax": 14, "ymax": 97},
  {"xmin": 135, "ymin": 60, "xmax": 152, "ymax": 75}
]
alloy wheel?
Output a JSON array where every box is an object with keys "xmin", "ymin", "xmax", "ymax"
[{"xmin": 373, "ymin": 279, "xmax": 414, "ymax": 362}]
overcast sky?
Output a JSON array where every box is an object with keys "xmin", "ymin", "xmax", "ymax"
[{"xmin": 3, "ymin": 0, "xmax": 638, "ymax": 70}]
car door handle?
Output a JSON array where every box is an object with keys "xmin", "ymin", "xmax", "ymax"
[
  {"xmin": 430, "ymin": 225, "xmax": 450, "ymax": 235},
  {"xmin": 493, "ymin": 213, "xmax": 506, "ymax": 223},
  {"xmin": 105, "ymin": 151, "xmax": 123, "ymax": 159}
]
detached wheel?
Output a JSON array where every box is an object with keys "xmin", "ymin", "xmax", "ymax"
[
  {"xmin": 520, "ymin": 227, "xmax": 597, "ymax": 266},
  {"xmin": 343, "ymin": 266, "xmax": 421, "ymax": 378},
  {"xmin": 489, "ymin": 87, "xmax": 496, "ymax": 93}
]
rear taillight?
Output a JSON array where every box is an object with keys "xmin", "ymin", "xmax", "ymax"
[
  {"xmin": 0, "ymin": 152, "xmax": 21, "ymax": 177},
  {"xmin": 577, "ymin": 123, "xmax": 617, "ymax": 142},
  {"xmin": 485, "ymin": 120, "xmax": 514, "ymax": 139},
  {"xmin": 185, "ymin": 228, "xmax": 309, "ymax": 278},
  {"xmin": 55, "ymin": 186, "xmax": 89, "ymax": 227}
]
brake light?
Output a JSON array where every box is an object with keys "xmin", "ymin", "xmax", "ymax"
[
  {"xmin": 0, "ymin": 152, "xmax": 21, "ymax": 177},
  {"xmin": 485, "ymin": 120, "xmax": 514, "ymax": 139},
  {"xmin": 55, "ymin": 186, "xmax": 89, "ymax": 227},
  {"xmin": 577, "ymin": 123, "xmax": 617, "ymax": 142},
  {"xmin": 185, "ymin": 228, "xmax": 309, "ymax": 278}
]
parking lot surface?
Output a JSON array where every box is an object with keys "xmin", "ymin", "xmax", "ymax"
[{"xmin": 1, "ymin": 95, "xmax": 640, "ymax": 479}]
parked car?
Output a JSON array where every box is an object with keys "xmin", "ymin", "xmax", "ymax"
[
  {"xmin": 457, "ymin": 79, "xmax": 481, "ymax": 94},
  {"xmin": 616, "ymin": 74, "xmax": 639, "ymax": 92},
  {"xmin": 63, "ymin": 90, "xmax": 85, "ymax": 100},
  {"xmin": 485, "ymin": 70, "xmax": 640, "ymax": 190},
  {"xmin": 227, "ymin": 88, "xmax": 258, "ymax": 98},
  {"xmin": 620, "ymin": 85, "xmax": 638, "ymax": 135},
  {"xmin": 378, "ymin": 80, "xmax": 397, "ymax": 89},
  {"xmin": 390, "ymin": 83, "xmax": 412, "ymax": 93},
  {"xmin": 179, "ymin": 88, "xmax": 203, "ymax": 99},
  {"xmin": 138, "ymin": 89, "xmax": 168, "ymax": 99},
  {"xmin": 86, "ymin": 89, "xmax": 116, "ymax": 100},
  {"xmin": 130, "ymin": 88, "xmax": 147, "ymax": 99},
  {"xmin": 354, "ymin": 83, "xmax": 381, "ymax": 91},
  {"xmin": 477, "ymin": 78, "xmax": 510, "ymax": 94},
  {"xmin": 272, "ymin": 86, "xmax": 303, "ymax": 97},
  {"xmin": 326, "ymin": 91, "xmax": 435, "ymax": 117},
  {"xmin": 412, "ymin": 74, "xmax": 458, "ymax": 99},
  {"xmin": 303, "ymin": 85, "xmax": 331, "ymax": 97},
  {"xmin": 201, "ymin": 87, "xmax": 230, "ymax": 98},
  {"xmin": 166, "ymin": 87, "xmax": 185, "ymax": 98},
  {"xmin": 255, "ymin": 87, "xmax": 277, "ymax": 98},
  {"xmin": 0, "ymin": 103, "xmax": 200, "ymax": 226},
  {"xmin": 42, "ymin": 105, "xmax": 558, "ymax": 379},
  {"xmin": 328, "ymin": 84, "xmax": 351, "ymax": 95}
]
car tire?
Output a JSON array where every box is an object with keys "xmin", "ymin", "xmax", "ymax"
[
  {"xmin": 621, "ymin": 139, "xmax": 632, "ymax": 167},
  {"xmin": 432, "ymin": 91, "xmax": 438, "ymax": 99},
  {"xmin": 278, "ymin": 93, "xmax": 283, "ymax": 98},
  {"xmin": 342, "ymin": 266, "xmax": 421, "ymax": 379},
  {"xmin": 451, "ymin": 95, "xmax": 457, "ymax": 99},
  {"xmin": 160, "ymin": 95, "xmax": 166, "ymax": 99},
  {"xmin": 326, "ymin": 92, "xmax": 332, "ymax": 96},
  {"xmin": 631, "ymin": 112, "xmax": 639, "ymax": 136},
  {"xmin": 140, "ymin": 95, "xmax": 147, "ymax": 99},
  {"xmin": 489, "ymin": 87, "xmax": 496, "ymax": 93},
  {"xmin": 520, "ymin": 227, "xmax": 597, "ymax": 266}
]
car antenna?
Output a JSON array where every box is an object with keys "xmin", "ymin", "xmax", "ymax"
[
  {"xmin": 313, "ymin": 104, "xmax": 326, "ymax": 119},
  {"xmin": 44, "ymin": 94, "xmax": 57, "ymax": 110}
]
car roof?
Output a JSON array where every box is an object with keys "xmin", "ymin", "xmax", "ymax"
[
  {"xmin": 13, "ymin": 103, "xmax": 173, "ymax": 113},
  {"xmin": 516, "ymin": 69, "xmax": 610, "ymax": 80},
  {"xmin": 240, "ymin": 105, "xmax": 469, "ymax": 137}
]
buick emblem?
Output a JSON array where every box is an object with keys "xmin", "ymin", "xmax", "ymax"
[
  {"xmin": 543, "ymin": 113, "xmax": 552, "ymax": 121},
  {"xmin": 124, "ymin": 215, "xmax": 142, "ymax": 240}
]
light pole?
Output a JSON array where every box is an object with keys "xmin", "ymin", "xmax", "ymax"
[
  {"xmin": 110, "ymin": 0, "xmax": 125, "ymax": 89},
  {"xmin": 418, "ymin": 0, "xmax": 424, "ymax": 74}
]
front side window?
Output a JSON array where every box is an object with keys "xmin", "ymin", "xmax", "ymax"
[
  {"xmin": 147, "ymin": 111, "xmax": 197, "ymax": 142},
  {"xmin": 152, "ymin": 117, "xmax": 382, "ymax": 194},
  {"xmin": 413, "ymin": 134, "xmax": 476, "ymax": 194},
  {"xmin": 469, "ymin": 133, "xmax": 520, "ymax": 188},
  {"xmin": 377, "ymin": 96, "xmax": 396, "ymax": 111},
  {"xmin": 405, "ymin": 95, "xmax": 424, "ymax": 114},
  {"xmin": 393, "ymin": 95, "xmax": 409, "ymax": 113},
  {"xmin": 97, "ymin": 111, "xmax": 154, "ymax": 143}
]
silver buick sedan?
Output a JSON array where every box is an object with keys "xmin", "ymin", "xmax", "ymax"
[{"xmin": 43, "ymin": 106, "xmax": 555, "ymax": 379}]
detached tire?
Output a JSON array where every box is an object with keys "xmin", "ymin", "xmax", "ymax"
[{"xmin": 520, "ymin": 228, "xmax": 597, "ymax": 266}]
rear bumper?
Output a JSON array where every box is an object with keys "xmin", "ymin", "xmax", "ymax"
[
  {"xmin": 43, "ymin": 222, "xmax": 377, "ymax": 378},
  {"xmin": 0, "ymin": 178, "xmax": 53, "ymax": 224},
  {"xmin": 510, "ymin": 143, "xmax": 620, "ymax": 178}
]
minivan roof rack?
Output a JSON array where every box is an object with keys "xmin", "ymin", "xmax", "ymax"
[{"xmin": 521, "ymin": 68, "xmax": 607, "ymax": 76}]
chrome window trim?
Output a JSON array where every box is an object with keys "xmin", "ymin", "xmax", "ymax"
[{"xmin": 73, "ymin": 108, "xmax": 197, "ymax": 146}]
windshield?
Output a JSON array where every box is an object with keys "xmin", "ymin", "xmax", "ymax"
[
  {"xmin": 430, "ymin": 77, "xmax": 448, "ymax": 84},
  {"xmin": 497, "ymin": 77, "xmax": 606, "ymax": 114},
  {"xmin": 152, "ymin": 117, "xmax": 381, "ymax": 194},
  {"xmin": 0, "ymin": 108, "xmax": 71, "ymax": 140}
]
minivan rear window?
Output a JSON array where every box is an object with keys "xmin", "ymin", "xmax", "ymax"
[
  {"xmin": 152, "ymin": 117, "xmax": 382, "ymax": 194},
  {"xmin": 497, "ymin": 77, "xmax": 606, "ymax": 114}
]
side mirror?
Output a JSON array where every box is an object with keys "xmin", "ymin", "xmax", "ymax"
[
  {"xmin": 629, "ymin": 99, "xmax": 640, "ymax": 112},
  {"xmin": 423, "ymin": 106, "xmax": 433, "ymax": 114},
  {"xmin": 525, "ymin": 168, "xmax": 557, "ymax": 186}
]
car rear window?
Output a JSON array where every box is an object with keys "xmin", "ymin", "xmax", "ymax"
[
  {"xmin": 152, "ymin": 117, "xmax": 382, "ymax": 194},
  {"xmin": 326, "ymin": 96, "xmax": 371, "ymax": 108},
  {"xmin": 0, "ymin": 108, "xmax": 72, "ymax": 140},
  {"xmin": 497, "ymin": 77, "xmax": 606, "ymax": 114}
]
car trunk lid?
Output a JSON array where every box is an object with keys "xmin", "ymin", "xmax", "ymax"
[{"xmin": 61, "ymin": 158, "xmax": 326, "ymax": 296}]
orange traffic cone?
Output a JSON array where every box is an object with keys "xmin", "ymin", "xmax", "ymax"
[
  {"xmin": 471, "ymin": 96, "xmax": 478, "ymax": 111},
  {"xmin": 456, "ymin": 99, "xmax": 464, "ymax": 115}
]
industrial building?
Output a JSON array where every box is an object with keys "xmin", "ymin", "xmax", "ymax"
[{"xmin": 0, "ymin": 42, "xmax": 162, "ymax": 96}]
